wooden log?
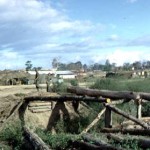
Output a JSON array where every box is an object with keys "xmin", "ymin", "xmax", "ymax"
[
  {"xmin": 101, "ymin": 128, "xmax": 150, "ymax": 136},
  {"xmin": 107, "ymin": 133, "xmax": 124, "ymax": 142},
  {"xmin": 24, "ymin": 95, "xmax": 107, "ymax": 103},
  {"xmin": 80, "ymin": 108, "xmax": 106, "ymax": 134},
  {"xmin": 30, "ymin": 109, "xmax": 51, "ymax": 113},
  {"xmin": 121, "ymin": 117, "xmax": 150, "ymax": 125},
  {"xmin": 28, "ymin": 106, "xmax": 51, "ymax": 110},
  {"xmin": 71, "ymin": 140, "xmax": 121, "ymax": 150},
  {"xmin": 140, "ymin": 92, "xmax": 150, "ymax": 101},
  {"xmin": 23, "ymin": 126, "xmax": 50, "ymax": 150},
  {"xmin": 67, "ymin": 86, "xmax": 139, "ymax": 100},
  {"xmin": 105, "ymin": 104, "xmax": 150, "ymax": 129},
  {"xmin": 28, "ymin": 102, "xmax": 52, "ymax": 107},
  {"xmin": 81, "ymin": 133, "xmax": 121, "ymax": 150},
  {"xmin": 107, "ymin": 133, "xmax": 150, "ymax": 149},
  {"xmin": 105, "ymin": 107, "xmax": 112, "ymax": 128}
]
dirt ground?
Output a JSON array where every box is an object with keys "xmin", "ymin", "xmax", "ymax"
[
  {"xmin": 0, "ymin": 84, "xmax": 90, "ymax": 132},
  {"xmin": 0, "ymin": 84, "xmax": 46, "ymax": 97}
]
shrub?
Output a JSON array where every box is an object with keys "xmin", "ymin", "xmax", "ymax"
[
  {"xmin": 36, "ymin": 128, "xmax": 81, "ymax": 149},
  {"xmin": 91, "ymin": 78, "xmax": 126, "ymax": 91},
  {"xmin": 52, "ymin": 82, "xmax": 67, "ymax": 93},
  {"xmin": 0, "ymin": 121, "xmax": 23, "ymax": 150},
  {"xmin": 70, "ymin": 79, "xmax": 78, "ymax": 86}
]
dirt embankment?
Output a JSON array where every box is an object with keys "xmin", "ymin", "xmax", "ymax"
[{"xmin": 0, "ymin": 85, "xmax": 90, "ymax": 132}]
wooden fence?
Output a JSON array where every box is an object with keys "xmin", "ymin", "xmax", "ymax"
[{"xmin": 21, "ymin": 86, "xmax": 150, "ymax": 149}]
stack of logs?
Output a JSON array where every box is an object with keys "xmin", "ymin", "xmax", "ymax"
[{"xmin": 28, "ymin": 101, "xmax": 53, "ymax": 113}]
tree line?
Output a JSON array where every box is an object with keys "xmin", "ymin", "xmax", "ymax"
[{"xmin": 25, "ymin": 59, "xmax": 150, "ymax": 72}]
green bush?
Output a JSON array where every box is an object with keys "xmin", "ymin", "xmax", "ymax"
[
  {"xmin": 70, "ymin": 79, "xmax": 78, "ymax": 86},
  {"xmin": 111, "ymin": 138, "xmax": 139, "ymax": 149},
  {"xmin": 91, "ymin": 78, "xmax": 126, "ymax": 91},
  {"xmin": 0, "ymin": 122, "xmax": 23, "ymax": 150},
  {"xmin": 36, "ymin": 128, "xmax": 81, "ymax": 149},
  {"xmin": 52, "ymin": 82, "xmax": 67, "ymax": 93}
]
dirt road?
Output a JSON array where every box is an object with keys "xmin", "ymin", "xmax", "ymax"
[{"xmin": 0, "ymin": 84, "xmax": 47, "ymax": 97}]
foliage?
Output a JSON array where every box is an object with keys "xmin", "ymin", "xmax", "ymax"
[
  {"xmin": 0, "ymin": 121, "xmax": 23, "ymax": 150},
  {"xmin": 52, "ymin": 82, "xmax": 67, "ymax": 93},
  {"xmin": 91, "ymin": 78, "xmax": 126, "ymax": 91},
  {"xmin": 36, "ymin": 128, "xmax": 81, "ymax": 149},
  {"xmin": 142, "ymin": 102, "xmax": 150, "ymax": 117},
  {"xmin": 25, "ymin": 60, "xmax": 32, "ymax": 71},
  {"xmin": 69, "ymin": 79, "xmax": 78, "ymax": 86},
  {"xmin": 91, "ymin": 78, "xmax": 150, "ymax": 92},
  {"xmin": 110, "ymin": 138, "xmax": 139, "ymax": 150}
]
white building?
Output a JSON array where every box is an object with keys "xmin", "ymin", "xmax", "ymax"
[{"xmin": 27, "ymin": 70, "xmax": 76, "ymax": 79}]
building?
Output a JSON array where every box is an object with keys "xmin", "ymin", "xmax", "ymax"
[{"xmin": 27, "ymin": 70, "xmax": 77, "ymax": 84}]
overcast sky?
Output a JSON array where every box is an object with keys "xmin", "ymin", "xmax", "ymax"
[{"xmin": 0, "ymin": 0, "xmax": 150, "ymax": 69}]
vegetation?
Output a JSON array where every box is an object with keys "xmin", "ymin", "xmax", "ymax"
[
  {"xmin": 1, "ymin": 76, "xmax": 150, "ymax": 149},
  {"xmin": 36, "ymin": 128, "xmax": 81, "ymax": 149},
  {"xmin": 91, "ymin": 78, "xmax": 150, "ymax": 92},
  {"xmin": 0, "ymin": 121, "xmax": 23, "ymax": 150}
]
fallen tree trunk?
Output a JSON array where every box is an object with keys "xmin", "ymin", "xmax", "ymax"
[
  {"xmin": 81, "ymin": 133, "xmax": 121, "ymax": 150},
  {"xmin": 24, "ymin": 95, "xmax": 107, "ymax": 103},
  {"xmin": 23, "ymin": 126, "xmax": 50, "ymax": 150},
  {"xmin": 101, "ymin": 128, "xmax": 150, "ymax": 136},
  {"xmin": 80, "ymin": 108, "xmax": 106, "ymax": 134},
  {"xmin": 71, "ymin": 140, "xmax": 121, "ymax": 150},
  {"xmin": 67, "ymin": 86, "xmax": 139, "ymax": 100},
  {"xmin": 140, "ymin": 92, "xmax": 150, "ymax": 101},
  {"xmin": 105, "ymin": 104, "xmax": 150, "ymax": 129}
]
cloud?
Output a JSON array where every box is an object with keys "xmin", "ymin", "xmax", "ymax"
[
  {"xmin": 0, "ymin": 0, "xmax": 106, "ymax": 69},
  {"xmin": 127, "ymin": 0, "xmax": 138, "ymax": 3},
  {"xmin": 106, "ymin": 34, "xmax": 120, "ymax": 42},
  {"xmin": 91, "ymin": 49, "xmax": 149, "ymax": 66}
]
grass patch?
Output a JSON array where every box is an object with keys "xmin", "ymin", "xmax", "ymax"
[
  {"xmin": 0, "ymin": 121, "xmax": 23, "ymax": 150},
  {"xmin": 36, "ymin": 128, "xmax": 81, "ymax": 149},
  {"xmin": 91, "ymin": 78, "xmax": 150, "ymax": 92}
]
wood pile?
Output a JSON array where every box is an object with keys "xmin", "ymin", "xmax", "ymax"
[{"xmin": 28, "ymin": 101, "xmax": 53, "ymax": 113}]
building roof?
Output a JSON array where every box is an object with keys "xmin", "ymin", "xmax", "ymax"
[{"xmin": 27, "ymin": 70, "xmax": 75, "ymax": 75}]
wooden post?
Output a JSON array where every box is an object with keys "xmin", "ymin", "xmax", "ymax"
[
  {"xmin": 136, "ymin": 99, "xmax": 142, "ymax": 119},
  {"xmin": 105, "ymin": 107, "xmax": 112, "ymax": 128}
]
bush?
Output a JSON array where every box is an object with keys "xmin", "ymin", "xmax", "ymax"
[
  {"xmin": 91, "ymin": 78, "xmax": 126, "ymax": 91},
  {"xmin": 36, "ymin": 128, "xmax": 81, "ymax": 149},
  {"xmin": 0, "ymin": 121, "xmax": 23, "ymax": 150},
  {"xmin": 52, "ymin": 82, "xmax": 67, "ymax": 93},
  {"xmin": 70, "ymin": 79, "xmax": 78, "ymax": 86}
]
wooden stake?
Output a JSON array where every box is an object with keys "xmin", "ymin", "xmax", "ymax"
[
  {"xmin": 105, "ymin": 107, "xmax": 112, "ymax": 128},
  {"xmin": 80, "ymin": 108, "xmax": 106, "ymax": 134}
]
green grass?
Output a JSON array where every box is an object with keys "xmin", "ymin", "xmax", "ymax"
[
  {"xmin": 91, "ymin": 78, "xmax": 150, "ymax": 92},
  {"xmin": 36, "ymin": 128, "xmax": 81, "ymax": 149}
]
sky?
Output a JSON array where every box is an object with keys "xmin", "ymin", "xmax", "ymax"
[{"xmin": 0, "ymin": 0, "xmax": 150, "ymax": 70}]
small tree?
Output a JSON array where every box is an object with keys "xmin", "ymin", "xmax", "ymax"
[{"xmin": 25, "ymin": 61, "xmax": 32, "ymax": 71}]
